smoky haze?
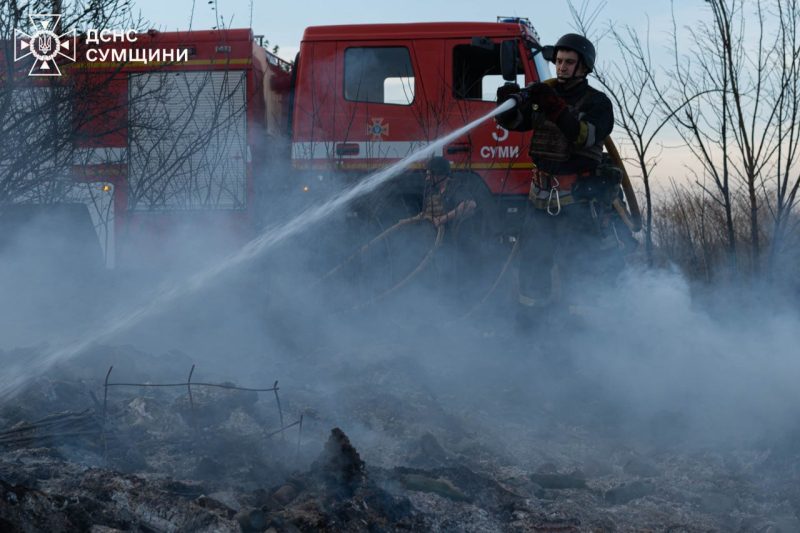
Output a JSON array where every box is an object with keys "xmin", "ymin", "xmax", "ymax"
[
  {"xmin": 0, "ymin": 102, "xmax": 513, "ymax": 398},
  {"xmin": 1, "ymin": 101, "xmax": 800, "ymax": 485}
]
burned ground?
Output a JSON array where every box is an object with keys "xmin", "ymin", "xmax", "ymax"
[
  {"xmin": 1, "ymin": 206, "xmax": 800, "ymax": 532},
  {"xmin": 2, "ymin": 302, "xmax": 800, "ymax": 533}
]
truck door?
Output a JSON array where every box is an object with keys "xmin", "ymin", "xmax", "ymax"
[
  {"xmin": 445, "ymin": 37, "xmax": 535, "ymax": 196},
  {"xmin": 333, "ymin": 41, "xmax": 424, "ymax": 170}
]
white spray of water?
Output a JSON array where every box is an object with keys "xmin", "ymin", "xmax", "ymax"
[{"xmin": 0, "ymin": 101, "xmax": 517, "ymax": 400}]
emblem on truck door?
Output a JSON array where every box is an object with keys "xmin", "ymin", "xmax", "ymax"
[{"xmin": 367, "ymin": 118, "xmax": 390, "ymax": 141}]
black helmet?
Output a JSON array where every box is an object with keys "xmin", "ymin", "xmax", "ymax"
[
  {"xmin": 552, "ymin": 33, "xmax": 596, "ymax": 72},
  {"xmin": 426, "ymin": 156, "xmax": 451, "ymax": 177}
]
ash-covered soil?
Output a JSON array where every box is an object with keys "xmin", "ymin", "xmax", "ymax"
[{"xmin": 2, "ymin": 321, "xmax": 800, "ymax": 532}]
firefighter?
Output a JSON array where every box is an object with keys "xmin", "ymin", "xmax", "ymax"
[
  {"xmin": 420, "ymin": 156, "xmax": 477, "ymax": 227},
  {"xmin": 415, "ymin": 156, "xmax": 477, "ymax": 300},
  {"xmin": 495, "ymin": 34, "xmax": 624, "ymax": 330}
]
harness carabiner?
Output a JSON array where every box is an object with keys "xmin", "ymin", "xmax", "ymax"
[{"xmin": 547, "ymin": 176, "xmax": 561, "ymax": 216}]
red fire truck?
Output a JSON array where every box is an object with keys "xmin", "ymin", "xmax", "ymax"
[
  {"xmin": 5, "ymin": 18, "xmax": 553, "ymax": 270},
  {"xmin": 287, "ymin": 19, "xmax": 546, "ymax": 248}
]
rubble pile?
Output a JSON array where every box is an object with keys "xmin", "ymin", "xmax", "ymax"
[{"xmin": 1, "ymin": 345, "xmax": 800, "ymax": 531}]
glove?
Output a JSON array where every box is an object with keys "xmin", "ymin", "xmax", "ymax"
[
  {"xmin": 524, "ymin": 83, "xmax": 567, "ymax": 121},
  {"xmin": 496, "ymin": 83, "xmax": 521, "ymax": 105},
  {"xmin": 496, "ymin": 83, "xmax": 524, "ymax": 124}
]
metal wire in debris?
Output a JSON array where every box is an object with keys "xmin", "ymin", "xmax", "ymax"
[
  {"xmin": 104, "ymin": 381, "xmax": 279, "ymax": 392},
  {"xmin": 264, "ymin": 419, "xmax": 301, "ymax": 439},
  {"xmin": 101, "ymin": 365, "xmax": 297, "ymax": 459}
]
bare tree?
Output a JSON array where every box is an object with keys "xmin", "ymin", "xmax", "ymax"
[
  {"xmin": 764, "ymin": 0, "xmax": 800, "ymax": 278},
  {"xmin": 590, "ymin": 22, "xmax": 672, "ymax": 265},
  {"xmin": 0, "ymin": 0, "xmax": 141, "ymax": 204},
  {"xmin": 567, "ymin": 0, "xmax": 800, "ymax": 285},
  {"xmin": 2, "ymin": 3, "xmax": 261, "ymax": 273},
  {"xmin": 568, "ymin": 1, "xmax": 675, "ymax": 263},
  {"xmin": 658, "ymin": 1, "xmax": 738, "ymax": 275},
  {"xmin": 661, "ymin": 0, "xmax": 800, "ymax": 277}
]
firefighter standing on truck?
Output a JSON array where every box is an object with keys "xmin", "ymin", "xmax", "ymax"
[{"xmin": 495, "ymin": 34, "xmax": 622, "ymax": 330}]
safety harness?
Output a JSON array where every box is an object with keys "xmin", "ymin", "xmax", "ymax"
[
  {"xmin": 528, "ymin": 164, "xmax": 627, "ymax": 252},
  {"xmin": 528, "ymin": 168, "xmax": 595, "ymax": 215}
]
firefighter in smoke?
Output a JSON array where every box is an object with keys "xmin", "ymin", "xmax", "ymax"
[
  {"xmin": 419, "ymin": 156, "xmax": 477, "ymax": 227},
  {"xmin": 495, "ymin": 34, "xmax": 628, "ymax": 329},
  {"xmin": 411, "ymin": 156, "xmax": 477, "ymax": 298},
  {"xmin": 420, "ymin": 156, "xmax": 477, "ymax": 282},
  {"xmin": 322, "ymin": 157, "xmax": 476, "ymax": 298}
]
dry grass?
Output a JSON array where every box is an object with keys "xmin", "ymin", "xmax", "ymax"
[{"xmin": 651, "ymin": 187, "xmax": 798, "ymax": 289}]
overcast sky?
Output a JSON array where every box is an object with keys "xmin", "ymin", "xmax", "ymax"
[{"xmin": 131, "ymin": 0, "xmax": 709, "ymax": 65}]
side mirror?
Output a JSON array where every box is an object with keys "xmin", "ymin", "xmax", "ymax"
[
  {"xmin": 500, "ymin": 40, "xmax": 519, "ymax": 82},
  {"xmin": 541, "ymin": 45, "xmax": 555, "ymax": 63}
]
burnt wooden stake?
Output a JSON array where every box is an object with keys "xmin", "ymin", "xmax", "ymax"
[
  {"xmin": 296, "ymin": 414, "xmax": 304, "ymax": 461},
  {"xmin": 102, "ymin": 366, "xmax": 113, "ymax": 458},
  {"xmin": 273, "ymin": 381, "xmax": 285, "ymax": 442},
  {"xmin": 187, "ymin": 364, "xmax": 196, "ymax": 432}
]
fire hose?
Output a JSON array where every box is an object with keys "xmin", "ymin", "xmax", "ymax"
[
  {"xmin": 318, "ymin": 215, "xmax": 445, "ymax": 311},
  {"xmin": 456, "ymin": 236, "xmax": 520, "ymax": 321},
  {"xmin": 316, "ymin": 216, "xmax": 421, "ymax": 285},
  {"xmin": 350, "ymin": 223, "xmax": 445, "ymax": 311}
]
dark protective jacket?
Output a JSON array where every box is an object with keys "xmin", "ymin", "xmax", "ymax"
[
  {"xmin": 420, "ymin": 180, "xmax": 472, "ymax": 222},
  {"xmin": 496, "ymin": 79, "xmax": 614, "ymax": 175}
]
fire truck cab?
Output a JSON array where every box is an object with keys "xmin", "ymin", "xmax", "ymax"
[{"xmin": 287, "ymin": 18, "xmax": 551, "ymax": 233}]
